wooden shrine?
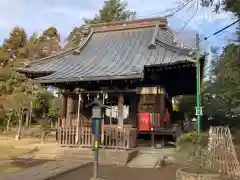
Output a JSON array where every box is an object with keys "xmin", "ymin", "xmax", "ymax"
[{"xmin": 16, "ymin": 17, "xmax": 205, "ymax": 150}]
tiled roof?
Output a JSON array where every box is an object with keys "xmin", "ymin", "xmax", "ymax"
[{"xmin": 16, "ymin": 17, "xmax": 195, "ymax": 83}]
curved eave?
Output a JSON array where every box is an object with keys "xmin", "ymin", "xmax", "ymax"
[
  {"xmin": 155, "ymin": 38, "xmax": 192, "ymax": 55},
  {"xmin": 14, "ymin": 68, "xmax": 56, "ymax": 79},
  {"xmin": 144, "ymin": 60, "xmax": 194, "ymax": 69},
  {"xmin": 15, "ymin": 68, "xmax": 55, "ymax": 74},
  {"xmin": 33, "ymin": 73, "xmax": 143, "ymax": 84},
  {"xmin": 15, "ymin": 69, "xmax": 56, "ymax": 74}
]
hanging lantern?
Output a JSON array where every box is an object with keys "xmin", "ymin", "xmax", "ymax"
[{"xmin": 104, "ymin": 92, "xmax": 108, "ymax": 100}]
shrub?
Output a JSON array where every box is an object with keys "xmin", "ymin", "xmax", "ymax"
[{"xmin": 177, "ymin": 131, "xmax": 209, "ymax": 149}]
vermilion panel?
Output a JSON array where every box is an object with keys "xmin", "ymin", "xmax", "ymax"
[{"xmin": 138, "ymin": 112, "xmax": 151, "ymax": 131}]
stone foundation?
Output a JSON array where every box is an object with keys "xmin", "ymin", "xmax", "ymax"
[{"xmin": 99, "ymin": 149, "xmax": 138, "ymax": 165}]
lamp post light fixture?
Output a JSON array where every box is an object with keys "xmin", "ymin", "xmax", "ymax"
[
  {"xmin": 86, "ymin": 98, "xmax": 108, "ymax": 180},
  {"xmin": 195, "ymin": 34, "xmax": 202, "ymax": 135},
  {"xmin": 187, "ymin": 34, "xmax": 202, "ymax": 135}
]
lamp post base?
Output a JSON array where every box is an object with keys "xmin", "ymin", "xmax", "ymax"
[{"xmin": 90, "ymin": 177, "xmax": 105, "ymax": 180}]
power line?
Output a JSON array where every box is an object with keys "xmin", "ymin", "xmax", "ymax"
[
  {"xmin": 166, "ymin": 0, "xmax": 195, "ymax": 18},
  {"xmin": 204, "ymin": 19, "xmax": 240, "ymax": 40},
  {"xmin": 178, "ymin": 0, "xmax": 199, "ymax": 33},
  {"xmin": 136, "ymin": 0, "xmax": 195, "ymax": 19}
]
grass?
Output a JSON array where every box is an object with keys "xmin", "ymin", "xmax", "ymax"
[
  {"xmin": 0, "ymin": 137, "xmax": 40, "ymax": 176},
  {"xmin": 0, "ymin": 134, "xmax": 59, "ymax": 176}
]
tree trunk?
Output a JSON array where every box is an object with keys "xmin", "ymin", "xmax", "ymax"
[
  {"xmin": 29, "ymin": 101, "xmax": 32, "ymax": 129},
  {"xmin": 50, "ymin": 120, "xmax": 53, "ymax": 128},
  {"xmin": 15, "ymin": 112, "xmax": 23, "ymax": 140},
  {"xmin": 6, "ymin": 115, "xmax": 11, "ymax": 132},
  {"xmin": 25, "ymin": 111, "xmax": 29, "ymax": 128},
  {"xmin": 41, "ymin": 109, "xmax": 47, "ymax": 144},
  {"xmin": 41, "ymin": 131, "xmax": 46, "ymax": 144}
]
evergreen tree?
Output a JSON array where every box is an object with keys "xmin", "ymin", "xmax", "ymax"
[
  {"xmin": 19, "ymin": 32, "xmax": 38, "ymax": 59},
  {"xmin": 84, "ymin": 0, "xmax": 136, "ymax": 24},
  {"xmin": 2, "ymin": 27, "xmax": 27, "ymax": 55}
]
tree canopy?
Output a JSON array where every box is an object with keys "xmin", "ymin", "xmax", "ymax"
[
  {"xmin": 84, "ymin": 0, "xmax": 136, "ymax": 24},
  {"xmin": 0, "ymin": 26, "xmax": 61, "ymax": 130}
]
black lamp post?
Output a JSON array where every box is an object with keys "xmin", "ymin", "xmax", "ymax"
[{"xmin": 86, "ymin": 98, "xmax": 108, "ymax": 180}]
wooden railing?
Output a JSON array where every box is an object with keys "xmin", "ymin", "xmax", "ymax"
[
  {"xmin": 57, "ymin": 125, "xmax": 137, "ymax": 150},
  {"xmin": 102, "ymin": 125, "xmax": 137, "ymax": 149}
]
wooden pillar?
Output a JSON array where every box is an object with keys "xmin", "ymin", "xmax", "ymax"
[
  {"xmin": 159, "ymin": 88, "xmax": 165, "ymax": 127},
  {"xmin": 129, "ymin": 93, "xmax": 137, "ymax": 127},
  {"xmin": 118, "ymin": 92, "xmax": 124, "ymax": 128},
  {"xmin": 60, "ymin": 94, "xmax": 67, "ymax": 126},
  {"xmin": 66, "ymin": 94, "xmax": 74, "ymax": 126},
  {"xmin": 76, "ymin": 92, "xmax": 82, "ymax": 143}
]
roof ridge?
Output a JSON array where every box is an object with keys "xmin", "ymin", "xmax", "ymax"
[
  {"xmin": 89, "ymin": 17, "xmax": 167, "ymax": 28},
  {"xmin": 91, "ymin": 17, "xmax": 167, "ymax": 33},
  {"xmin": 25, "ymin": 28, "xmax": 95, "ymax": 67}
]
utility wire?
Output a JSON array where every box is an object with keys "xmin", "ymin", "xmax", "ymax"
[
  {"xmin": 166, "ymin": 0, "xmax": 195, "ymax": 18},
  {"xmin": 136, "ymin": 0, "xmax": 195, "ymax": 19},
  {"xmin": 178, "ymin": 0, "xmax": 199, "ymax": 33},
  {"xmin": 204, "ymin": 19, "xmax": 240, "ymax": 40}
]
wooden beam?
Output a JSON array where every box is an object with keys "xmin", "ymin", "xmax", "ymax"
[{"xmin": 58, "ymin": 89, "xmax": 138, "ymax": 95}]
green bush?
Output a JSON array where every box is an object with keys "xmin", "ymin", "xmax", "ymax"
[
  {"xmin": 40, "ymin": 118, "xmax": 51, "ymax": 132},
  {"xmin": 178, "ymin": 131, "xmax": 209, "ymax": 148}
]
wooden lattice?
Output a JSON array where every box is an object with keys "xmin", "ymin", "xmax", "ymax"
[{"xmin": 208, "ymin": 126, "xmax": 240, "ymax": 179}]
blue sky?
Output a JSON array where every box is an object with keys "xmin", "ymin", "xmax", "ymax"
[{"xmin": 0, "ymin": 0, "xmax": 237, "ymax": 50}]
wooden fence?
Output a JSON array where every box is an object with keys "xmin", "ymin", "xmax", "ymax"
[{"xmin": 57, "ymin": 125, "xmax": 137, "ymax": 150}]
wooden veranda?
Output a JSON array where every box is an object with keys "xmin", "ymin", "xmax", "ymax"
[
  {"xmin": 56, "ymin": 89, "xmax": 141, "ymax": 150},
  {"xmin": 56, "ymin": 86, "xmax": 176, "ymax": 150}
]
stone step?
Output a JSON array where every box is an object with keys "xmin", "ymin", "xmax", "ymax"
[{"xmin": 127, "ymin": 153, "xmax": 163, "ymax": 168}]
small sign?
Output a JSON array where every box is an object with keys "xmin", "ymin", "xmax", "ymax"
[
  {"xmin": 195, "ymin": 107, "xmax": 203, "ymax": 116},
  {"xmin": 94, "ymin": 140, "xmax": 99, "ymax": 148}
]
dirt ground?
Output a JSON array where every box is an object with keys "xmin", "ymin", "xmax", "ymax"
[
  {"xmin": 49, "ymin": 163, "xmax": 179, "ymax": 180},
  {"xmin": 0, "ymin": 136, "xmax": 54, "ymax": 175}
]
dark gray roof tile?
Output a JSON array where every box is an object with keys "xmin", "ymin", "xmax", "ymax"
[{"xmin": 19, "ymin": 26, "xmax": 195, "ymax": 83}]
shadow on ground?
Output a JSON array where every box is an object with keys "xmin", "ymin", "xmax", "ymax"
[
  {"xmin": 48, "ymin": 163, "xmax": 179, "ymax": 180},
  {"xmin": 10, "ymin": 158, "xmax": 54, "ymax": 168}
]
